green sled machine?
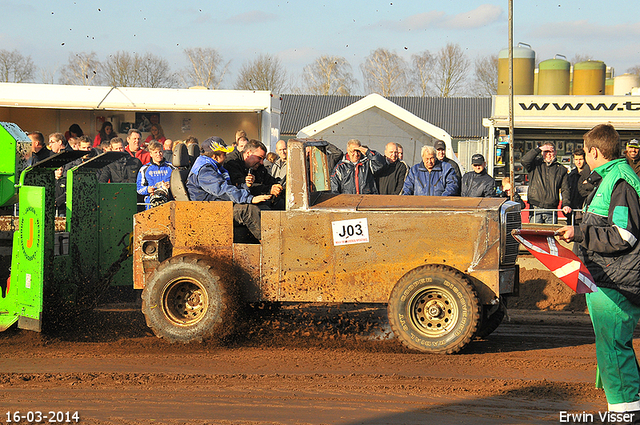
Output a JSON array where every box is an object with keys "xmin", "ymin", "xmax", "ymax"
[{"xmin": 0, "ymin": 122, "xmax": 137, "ymax": 333}]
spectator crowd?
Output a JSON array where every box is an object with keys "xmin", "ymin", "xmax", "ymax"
[{"xmin": 27, "ymin": 121, "xmax": 633, "ymax": 231}]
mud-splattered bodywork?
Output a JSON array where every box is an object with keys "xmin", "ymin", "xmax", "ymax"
[{"xmin": 133, "ymin": 139, "xmax": 520, "ymax": 307}]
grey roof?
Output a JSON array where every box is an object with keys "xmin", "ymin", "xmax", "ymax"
[{"xmin": 280, "ymin": 95, "xmax": 491, "ymax": 139}]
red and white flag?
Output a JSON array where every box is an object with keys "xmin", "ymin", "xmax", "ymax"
[{"xmin": 512, "ymin": 229, "xmax": 597, "ymax": 294}]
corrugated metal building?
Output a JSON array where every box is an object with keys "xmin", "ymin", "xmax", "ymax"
[{"xmin": 280, "ymin": 95, "xmax": 491, "ymax": 142}]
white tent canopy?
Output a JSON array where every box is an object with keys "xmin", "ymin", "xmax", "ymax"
[
  {"xmin": 0, "ymin": 83, "xmax": 281, "ymax": 149},
  {"xmin": 0, "ymin": 83, "xmax": 275, "ymax": 112}
]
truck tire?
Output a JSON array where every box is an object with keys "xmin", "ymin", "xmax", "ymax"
[
  {"xmin": 475, "ymin": 303, "xmax": 506, "ymax": 339},
  {"xmin": 141, "ymin": 254, "xmax": 237, "ymax": 343},
  {"xmin": 387, "ymin": 265, "xmax": 480, "ymax": 354}
]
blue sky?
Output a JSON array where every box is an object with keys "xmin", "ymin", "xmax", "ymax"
[{"xmin": 2, "ymin": 0, "xmax": 639, "ymax": 90}]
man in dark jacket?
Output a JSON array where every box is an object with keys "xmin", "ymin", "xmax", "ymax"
[
  {"xmin": 461, "ymin": 154, "xmax": 495, "ymax": 197},
  {"xmin": 435, "ymin": 140, "xmax": 461, "ymax": 195},
  {"xmin": 521, "ymin": 142, "xmax": 571, "ymax": 224},
  {"xmin": 98, "ymin": 138, "xmax": 142, "ymax": 183},
  {"xmin": 375, "ymin": 142, "xmax": 408, "ymax": 195},
  {"xmin": 331, "ymin": 139, "xmax": 385, "ymax": 194},
  {"xmin": 223, "ymin": 139, "xmax": 283, "ymax": 201},
  {"xmin": 27, "ymin": 132, "xmax": 51, "ymax": 166},
  {"xmin": 625, "ymin": 138, "xmax": 640, "ymax": 177},
  {"xmin": 558, "ymin": 124, "xmax": 640, "ymax": 417},
  {"xmin": 567, "ymin": 148, "xmax": 594, "ymax": 225},
  {"xmin": 188, "ymin": 137, "xmax": 271, "ymax": 241},
  {"xmin": 48, "ymin": 132, "xmax": 73, "ymax": 154}
]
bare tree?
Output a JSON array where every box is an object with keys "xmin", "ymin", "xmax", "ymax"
[
  {"xmin": 411, "ymin": 51, "xmax": 434, "ymax": 97},
  {"xmin": 287, "ymin": 73, "xmax": 304, "ymax": 94},
  {"xmin": 0, "ymin": 49, "xmax": 35, "ymax": 83},
  {"xmin": 302, "ymin": 55, "xmax": 356, "ymax": 95},
  {"xmin": 361, "ymin": 48, "xmax": 412, "ymax": 96},
  {"xmin": 101, "ymin": 51, "xmax": 141, "ymax": 87},
  {"xmin": 432, "ymin": 43, "xmax": 470, "ymax": 97},
  {"xmin": 101, "ymin": 51, "xmax": 176, "ymax": 88},
  {"xmin": 627, "ymin": 65, "xmax": 640, "ymax": 76},
  {"xmin": 571, "ymin": 54, "xmax": 594, "ymax": 64},
  {"xmin": 181, "ymin": 47, "xmax": 229, "ymax": 89},
  {"xmin": 235, "ymin": 54, "xmax": 287, "ymax": 93},
  {"xmin": 138, "ymin": 53, "xmax": 177, "ymax": 88},
  {"xmin": 59, "ymin": 52, "xmax": 100, "ymax": 85},
  {"xmin": 40, "ymin": 66, "xmax": 58, "ymax": 84},
  {"xmin": 472, "ymin": 54, "xmax": 498, "ymax": 97}
]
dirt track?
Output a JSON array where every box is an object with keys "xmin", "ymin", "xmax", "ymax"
[{"xmin": 0, "ymin": 267, "xmax": 623, "ymax": 425}]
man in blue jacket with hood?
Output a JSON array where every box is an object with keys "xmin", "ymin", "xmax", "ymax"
[
  {"xmin": 187, "ymin": 137, "xmax": 271, "ymax": 241},
  {"xmin": 402, "ymin": 145, "xmax": 459, "ymax": 196}
]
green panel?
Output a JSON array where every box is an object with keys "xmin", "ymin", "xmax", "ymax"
[
  {"xmin": 311, "ymin": 147, "xmax": 330, "ymax": 191},
  {"xmin": 539, "ymin": 58, "xmax": 570, "ymax": 71},
  {"xmin": 574, "ymin": 60, "xmax": 606, "ymax": 71},
  {"xmin": 98, "ymin": 183, "xmax": 136, "ymax": 286},
  {"xmin": 65, "ymin": 168, "xmax": 75, "ymax": 232},
  {"xmin": 0, "ymin": 186, "xmax": 45, "ymax": 330},
  {"xmin": 613, "ymin": 206, "xmax": 629, "ymax": 229},
  {"xmin": 0, "ymin": 122, "xmax": 23, "ymax": 207},
  {"xmin": 67, "ymin": 168, "xmax": 100, "ymax": 305}
]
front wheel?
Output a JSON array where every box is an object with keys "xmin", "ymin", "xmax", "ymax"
[
  {"xmin": 141, "ymin": 254, "xmax": 237, "ymax": 343},
  {"xmin": 387, "ymin": 265, "xmax": 480, "ymax": 354}
]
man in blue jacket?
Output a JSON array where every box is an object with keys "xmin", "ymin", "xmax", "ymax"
[
  {"xmin": 137, "ymin": 141, "xmax": 175, "ymax": 209},
  {"xmin": 187, "ymin": 137, "xmax": 270, "ymax": 241},
  {"xmin": 402, "ymin": 145, "xmax": 459, "ymax": 196}
]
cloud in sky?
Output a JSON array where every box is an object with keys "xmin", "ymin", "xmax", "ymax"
[
  {"xmin": 375, "ymin": 4, "xmax": 503, "ymax": 32},
  {"xmin": 225, "ymin": 10, "xmax": 279, "ymax": 25},
  {"xmin": 193, "ymin": 13, "xmax": 214, "ymax": 25},
  {"xmin": 401, "ymin": 11, "xmax": 446, "ymax": 30},
  {"xmin": 442, "ymin": 4, "xmax": 503, "ymax": 29}
]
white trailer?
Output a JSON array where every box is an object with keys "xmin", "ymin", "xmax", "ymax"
[
  {"xmin": 484, "ymin": 94, "xmax": 640, "ymax": 186},
  {"xmin": 0, "ymin": 83, "xmax": 281, "ymax": 150}
]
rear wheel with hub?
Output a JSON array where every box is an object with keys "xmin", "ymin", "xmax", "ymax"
[{"xmin": 141, "ymin": 254, "xmax": 237, "ymax": 343}]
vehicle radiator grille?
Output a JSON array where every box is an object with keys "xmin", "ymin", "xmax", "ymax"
[{"xmin": 501, "ymin": 203, "xmax": 522, "ymax": 265}]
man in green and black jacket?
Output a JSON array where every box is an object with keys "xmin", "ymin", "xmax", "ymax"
[{"xmin": 559, "ymin": 124, "xmax": 640, "ymax": 420}]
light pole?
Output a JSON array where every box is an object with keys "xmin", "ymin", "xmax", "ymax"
[{"xmin": 508, "ymin": 0, "xmax": 515, "ymax": 202}]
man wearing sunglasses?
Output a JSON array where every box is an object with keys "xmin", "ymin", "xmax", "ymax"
[{"xmin": 224, "ymin": 139, "xmax": 283, "ymax": 203}]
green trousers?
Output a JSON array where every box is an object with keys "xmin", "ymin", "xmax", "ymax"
[{"xmin": 587, "ymin": 287, "xmax": 640, "ymax": 411}]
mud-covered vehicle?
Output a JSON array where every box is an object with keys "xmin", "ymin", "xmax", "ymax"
[{"xmin": 134, "ymin": 139, "xmax": 521, "ymax": 354}]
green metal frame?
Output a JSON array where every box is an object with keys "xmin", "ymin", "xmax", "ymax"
[
  {"xmin": 0, "ymin": 138, "xmax": 136, "ymax": 332},
  {"xmin": 0, "ymin": 122, "xmax": 24, "ymax": 207}
]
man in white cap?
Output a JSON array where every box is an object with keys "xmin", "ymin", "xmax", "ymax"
[
  {"xmin": 461, "ymin": 153, "xmax": 495, "ymax": 197},
  {"xmin": 625, "ymin": 138, "xmax": 640, "ymax": 177},
  {"xmin": 187, "ymin": 137, "xmax": 271, "ymax": 241}
]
